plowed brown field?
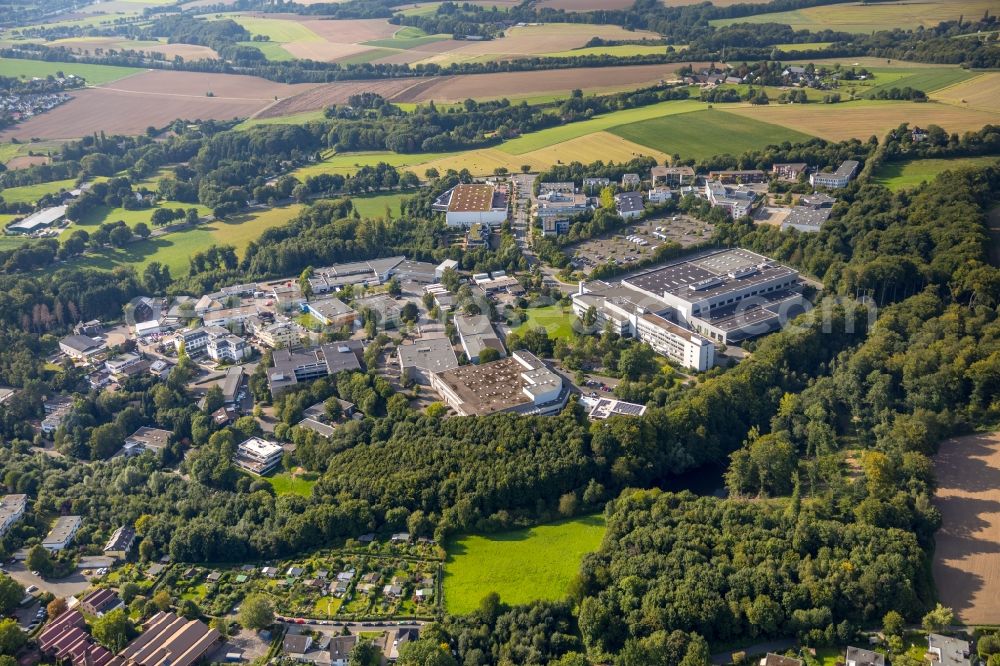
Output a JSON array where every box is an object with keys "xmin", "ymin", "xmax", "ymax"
[{"xmin": 933, "ymin": 431, "xmax": 1000, "ymax": 625}]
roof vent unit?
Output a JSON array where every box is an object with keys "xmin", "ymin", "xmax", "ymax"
[
  {"xmin": 728, "ymin": 266, "xmax": 758, "ymax": 279},
  {"xmin": 689, "ymin": 276, "xmax": 724, "ymax": 291}
]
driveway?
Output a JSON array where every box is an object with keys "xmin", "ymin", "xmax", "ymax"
[{"xmin": 4, "ymin": 562, "xmax": 92, "ymax": 599}]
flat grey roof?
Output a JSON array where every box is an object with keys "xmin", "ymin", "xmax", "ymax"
[{"xmin": 398, "ymin": 337, "xmax": 459, "ymax": 373}]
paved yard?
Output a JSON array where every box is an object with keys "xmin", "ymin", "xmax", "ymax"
[{"xmin": 5, "ymin": 562, "xmax": 93, "ymax": 599}]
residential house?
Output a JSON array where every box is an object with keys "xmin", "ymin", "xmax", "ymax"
[
  {"xmin": 538, "ymin": 181, "xmax": 575, "ymax": 193},
  {"xmin": 647, "ymin": 186, "xmax": 672, "ymax": 204},
  {"xmin": 330, "ymin": 635, "xmax": 357, "ymax": 666},
  {"xmin": 582, "ymin": 177, "xmax": 610, "ymax": 192},
  {"xmin": 615, "ymin": 191, "xmax": 645, "ymax": 220},
  {"xmin": 927, "ymin": 634, "xmax": 971, "ymax": 666},
  {"xmin": 650, "ymin": 166, "xmax": 695, "ymax": 187},
  {"xmin": 271, "ymin": 283, "xmax": 305, "ymax": 310},
  {"xmin": 845, "ymin": 646, "xmax": 885, "ymax": 666},
  {"xmin": 114, "ymin": 611, "xmax": 221, "ymax": 666},
  {"xmin": 249, "ymin": 319, "xmax": 300, "ymax": 349},
  {"xmin": 705, "ymin": 181, "xmax": 756, "ymax": 218},
  {"xmin": 383, "ymin": 628, "xmax": 419, "ymax": 662},
  {"xmin": 43, "ymin": 515, "xmax": 82, "ymax": 551},
  {"xmin": 772, "ymin": 163, "xmax": 807, "ymax": 181},
  {"xmin": 81, "ymin": 588, "xmax": 123, "ymax": 617},
  {"xmin": 621, "ymin": 173, "xmax": 640, "ymax": 188},
  {"xmin": 707, "ymin": 169, "xmax": 767, "ymax": 184},
  {"xmin": 103, "ymin": 525, "xmax": 136, "ymax": 559},
  {"xmin": 760, "ymin": 655, "xmax": 803, "ymax": 666},
  {"xmin": 123, "ymin": 427, "xmax": 172, "ymax": 456},
  {"xmin": 39, "ymin": 609, "xmax": 115, "ymax": 666},
  {"xmin": 0, "ymin": 494, "xmax": 27, "ymax": 537},
  {"xmin": 206, "ymin": 333, "xmax": 251, "ymax": 363}
]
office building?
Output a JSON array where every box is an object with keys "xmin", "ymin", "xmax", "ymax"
[
  {"xmin": 268, "ymin": 343, "xmax": 363, "ymax": 396},
  {"xmin": 454, "ymin": 315, "xmax": 505, "ymax": 363},
  {"xmin": 398, "ymin": 338, "xmax": 459, "ymax": 385},
  {"xmin": 430, "ymin": 351, "xmax": 569, "ymax": 417},
  {"xmin": 234, "ymin": 437, "xmax": 284, "ymax": 474},
  {"xmin": 810, "ymin": 160, "xmax": 859, "ymax": 188}
]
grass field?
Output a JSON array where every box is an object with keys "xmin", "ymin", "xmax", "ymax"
[
  {"xmin": 71, "ymin": 203, "xmax": 303, "ymax": 274},
  {"xmin": 774, "ymin": 41, "xmax": 833, "ymax": 52},
  {"xmin": 336, "ymin": 48, "xmax": 401, "ymax": 64},
  {"xmin": 72, "ymin": 202, "xmax": 213, "ymax": 231},
  {"xmin": 0, "ymin": 57, "xmax": 139, "ymax": 86},
  {"xmin": 857, "ymin": 67, "xmax": 977, "ymax": 98},
  {"xmin": 513, "ymin": 304, "xmax": 577, "ymax": 340},
  {"xmin": 443, "ymin": 514, "xmax": 606, "ymax": 615},
  {"xmin": 610, "ymin": 108, "xmax": 813, "ymax": 161},
  {"xmin": 230, "ymin": 16, "xmax": 322, "ymax": 43},
  {"xmin": 873, "ymin": 155, "xmax": 1000, "ymax": 191},
  {"xmin": 711, "ymin": 0, "xmax": 997, "ymax": 32},
  {"xmin": 267, "ymin": 471, "xmax": 319, "ymax": 497},
  {"xmin": 348, "ymin": 191, "xmax": 412, "ymax": 218},
  {"xmin": 540, "ymin": 44, "xmax": 672, "ymax": 58},
  {"xmin": 1, "ymin": 178, "xmax": 78, "ymax": 204},
  {"xmin": 239, "ymin": 40, "xmax": 295, "ymax": 61}
]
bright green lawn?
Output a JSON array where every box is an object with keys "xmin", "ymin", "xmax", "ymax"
[
  {"xmin": 71, "ymin": 202, "xmax": 213, "ymax": 231},
  {"xmin": 349, "ymin": 191, "xmax": 412, "ymax": 218},
  {"xmin": 513, "ymin": 304, "xmax": 577, "ymax": 341},
  {"xmin": 859, "ymin": 67, "xmax": 977, "ymax": 97},
  {"xmin": 312, "ymin": 596, "xmax": 343, "ymax": 618},
  {"xmin": 443, "ymin": 514, "xmax": 606, "ymax": 615},
  {"xmin": 873, "ymin": 155, "xmax": 1000, "ymax": 191},
  {"xmin": 267, "ymin": 471, "xmax": 319, "ymax": 497},
  {"xmin": 0, "ymin": 178, "xmax": 77, "ymax": 204},
  {"xmin": 0, "ymin": 57, "xmax": 139, "ymax": 85},
  {"xmin": 610, "ymin": 108, "xmax": 814, "ymax": 161}
]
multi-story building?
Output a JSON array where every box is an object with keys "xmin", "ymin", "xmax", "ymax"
[
  {"xmin": 454, "ymin": 314, "xmax": 505, "ymax": 363},
  {"xmin": 705, "ymin": 181, "xmax": 757, "ymax": 218},
  {"xmin": 398, "ymin": 337, "xmax": 459, "ymax": 385},
  {"xmin": 206, "ymin": 333, "xmax": 251, "ymax": 363},
  {"xmin": 707, "ymin": 169, "xmax": 767, "ymax": 184},
  {"xmin": 43, "ymin": 515, "xmax": 82, "ymax": 551},
  {"xmin": 430, "ymin": 351, "xmax": 568, "ymax": 417},
  {"xmin": 772, "ymin": 163, "xmax": 807, "ymax": 181},
  {"xmin": 0, "ymin": 494, "xmax": 27, "ymax": 537},
  {"xmin": 267, "ymin": 343, "xmax": 363, "ymax": 396},
  {"xmin": 305, "ymin": 297, "xmax": 357, "ymax": 328},
  {"xmin": 634, "ymin": 312, "xmax": 715, "ymax": 371},
  {"xmin": 249, "ymin": 319, "xmax": 300, "ymax": 349},
  {"xmin": 234, "ymin": 437, "xmax": 284, "ymax": 474},
  {"xmin": 615, "ymin": 191, "xmax": 645, "ymax": 220},
  {"xmin": 810, "ymin": 160, "xmax": 859, "ymax": 188},
  {"xmin": 650, "ymin": 166, "xmax": 694, "ymax": 188}
]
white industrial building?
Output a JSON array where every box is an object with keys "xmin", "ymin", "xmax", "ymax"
[
  {"xmin": 430, "ymin": 351, "xmax": 568, "ymax": 417},
  {"xmin": 810, "ymin": 160, "xmax": 859, "ymax": 188},
  {"xmin": 7, "ymin": 205, "xmax": 67, "ymax": 234},
  {"xmin": 437, "ymin": 184, "xmax": 508, "ymax": 227}
]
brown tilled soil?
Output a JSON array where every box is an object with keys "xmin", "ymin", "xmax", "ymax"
[
  {"xmin": 263, "ymin": 62, "xmax": 693, "ymax": 116},
  {"xmin": 4, "ymin": 155, "xmax": 50, "ymax": 170},
  {"xmin": 933, "ymin": 431, "xmax": 1000, "ymax": 625},
  {"xmin": 0, "ymin": 71, "xmax": 316, "ymax": 141},
  {"xmin": 53, "ymin": 38, "xmax": 219, "ymax": 61}
]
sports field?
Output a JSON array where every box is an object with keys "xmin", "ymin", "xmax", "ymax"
[
  {"xmin": 443, "ymin": 514, "xmax": 606, "ymax": 615},
  {"xmin": 711, "ymin": 0, "xmax": 996, "ymax": 33},
  {"xmin": 0, "ymin": 57, "xmax": 140, "ymax": 86},
  {"xmin": 873, "ymin": 155, "xmax": 1000, "ymax": 191},
  {"xmin": 610, "ymin": 108, "xmax": 813, "ymax": 161}
]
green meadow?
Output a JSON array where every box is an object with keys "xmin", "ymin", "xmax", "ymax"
[
  {"xmin": 0, "ymin": 57, "xmax": 139, "ymax": 86},
  {"xmin": 610, "ymin": 108, "xmax": 813, "ymax": 161},
  {"xmin": 513, "ymin": 304, "xmax": 577, "ymax": 341},
  {"xmin": 443, "ymin": 514, "xmax": 607, "ymax": 615},
  {"xmin": 873, "ymin": 155, "xmax": 1000, "ymax": 191}
]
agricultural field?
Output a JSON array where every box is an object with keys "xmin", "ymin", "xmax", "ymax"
[
  {"xmin": 0, "ymin": 57, "xmax": 140, "ymax": 86},
  {"xmin": 443, "ymin": 514, "xmax": 606, "ymax": 615},
  {"xmin": 48, "ymin": 37, "xmax": 220, "ymax": 61},
  {"xmin": 933, "ymin": 431, "xmax": 1000, "ymax": 625},
  {"xmin": 722, "ymin": 100, "xmax": 1000, "ymax": 142},
  {"xmin": 539, "ymin": 44, "xmax": 675, "ymax": 59},
  {"xmin": 512, "ymin": 304, "xmax": 579, "ymax": 341},
  {"xmin": 873, "ymin": 156, "xmax": 1000, "ymax": 191},
  {"xmin": 260, "ymin": 62, "xmax": 697, "ymax": 117},
  {"xmin": 610, "ymin": 108, "xmax": 813, "ymax": 161},
  {"xmin": 348, "ymin": 191, "xmax": 413, "ymax": 218},
  {"xmin": 711, "ymin": 0, "xmax": 997, "ymax": 33},
  {"xmin": 0, "ymin": 70, "xmax": 317, "ymax": 141},
  {"xmin": 932, "ymin": 72, "xmax": 1000, "ymax": 113}
]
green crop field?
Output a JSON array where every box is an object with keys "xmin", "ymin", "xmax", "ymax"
[
  {"xmin": 0, "ymin": 57, "xmax": 139, "ymax": 86},
  {"xmin": 336, "ymin": 48, "xmax": 401, "ymax": 64},
  {"xmin": 859, "ymin": 68, "xmax": 977, "ymax": 97},
  {"xmin": 513, "ymin": 304, "xmax": 577, "ymax": 341},
  {"xmin": 498, "ymin": 98, "xmax": 703, "ymax": 154},
  {"xmin": 443, "ymin": 514, "xmax": 606, "ymax": 615},
  {"xmin": 774, "ymin": 42, "xmax": 833, "ymax": 52},
  {"xmin": 711, "ymin": 0, "xmax": 996, "ymax": 33},
  {"xmin": 266, "ymin": 471, "xmax": 318, "ymax": 497},
  {"xmin": 610, "ymin": 108, "xmax": 813, "ymax": 161},
  {"xmin": 364, "ymin": 27, "xmax": 449, "ymax": 49},
  {"xmin": 293, "ymin": 150, "xmax": 457, "ymax": 178},
  {"xmin": 230, "ymin": 16, "xmax": 321, "ymax": 43},
  {"xmin": 71, "ymin": 202, "xmax": 213, "ymax": 231},
  {"xmin": 873, "ymin": 155, "xmax": 1000, "ymax": 191}
]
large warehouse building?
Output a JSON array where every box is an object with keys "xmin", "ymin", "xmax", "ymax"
[{"xmin": 436, "ymin": 184, "xmax": 509, "ymax": 227}]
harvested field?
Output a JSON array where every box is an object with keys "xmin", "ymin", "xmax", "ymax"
[
  {"xmin": 933, "ymin": 431, "xmax": 1000, "ymax": 625},
  {"xmin": 300, "ymin": 18, "xmax": 400, "ymax": 43},
  {"xmin": 4, "ymin": 155, "xmax": 50, "ymax": 170},
  {"xmin": 932, "ymin": 73, "xmax": 1000, "ymax": 113},
  {"xmin": 414, "ymin": 23, "xmax": 661, "ymax": 65},
  {"xmin": 712, "ymin": 0, "xmax": 997, "ymax": 33},
  {"xmin": 537, "ymin": 0, "xmax": 636, "ymax": 9},
  {"xmin": 50, "ymin": 37, "xmax": 219, "ymax": 61},
  {"xmin": 227, "ymin": 14, "xmax": 400, "ymax": 62},
  {"xmin": 722, "ymin": 101, "xmax": 1000, "ymax": 142},
  {"xmin": 257, "ymin": 79, "xmax": 432, "ymax": 118},
  {"xmin": 281, "ymin": 41, "xmax": 372, "ymax": 61},
  {"xmin": 0, "ymin": 71, "xmax": 315, "ymax": 141}
]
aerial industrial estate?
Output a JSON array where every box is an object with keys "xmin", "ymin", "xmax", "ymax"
[{"xmin": 0, "ymin": 0, "xmax": 997, "ymax": 664}]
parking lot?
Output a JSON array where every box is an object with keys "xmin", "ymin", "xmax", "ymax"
[{"xmin": 569, "ymin": 215, "xmax": 715, "ymax": 274}]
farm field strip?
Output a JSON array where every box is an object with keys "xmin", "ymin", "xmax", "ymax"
[
  {"xmin": 610, "ymin": 108, "xmax": 814, "ymax": 161},
  {"xmin": 931, "ymin": 72, "xmax": 1000, "ymax": 113},
  {"xmin": 0, "ymin": 56, "xmax": 142, "ymax": 86},
  {"xmin": 721, "ymin": 101, "xmax": 1000, "ymax": 142},
  {"xmin": 711, "ymin": 0, "xmax": 997, "ymax": 32}
]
